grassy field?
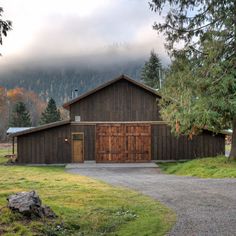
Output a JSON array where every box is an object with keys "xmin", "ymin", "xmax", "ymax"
[
  {"xmin": 159, "ymin": 156, "xmax": 236, "ymax": 178},
  {"xmin": 0, "ymin": 144, "xmax": 12, "ymax": 164},
  {"xmin": 0, "ymin": 147, "xmax": 175, "ymax": 236}
]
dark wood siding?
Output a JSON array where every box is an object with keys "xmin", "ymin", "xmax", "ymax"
[
  {"xmin": 17, "ymin": 123, "xmax": 96, "ymax": 164},
  {"xmin": 151, "ymin": 124, "xmax": 225, "ymax": 160},
  {"xmin": 17, "ymin": 123, "xmax": 225, "ymax": 164},
  {"xmin": 70, "ymin": 124, "xmax": 95, "ymax": 161},
  {"xmin": 70, "ymin": 79, "xmax": 161, "ymax": 122},
  {"xmin": 17, "ymin": 124, "xmax": 71, "ymax": 164}
]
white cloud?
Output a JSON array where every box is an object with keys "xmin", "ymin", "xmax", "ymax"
[{"xmin": 0, "ymin": 0, "xmax": 168, "ymax": 68}]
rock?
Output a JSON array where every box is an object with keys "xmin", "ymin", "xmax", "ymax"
[
  {"xmin": 7, "ymin": 190, "xmax": 56, "ymax": 218},
  {"xmin": 42, "ymin": 205, "xmax": 57, "ymax": 218}
]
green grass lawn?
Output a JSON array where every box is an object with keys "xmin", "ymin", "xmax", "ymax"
[
  {"xmin": 159, "ymin": 156, "xmax": 236, "ymax": 178},
  {"xmin": 0, "ymin": 147, "xmax": 12, "ymax": 164},
  {"xmin": 0, "ymin": 147, "xmax": 175, "ymax": 236}
]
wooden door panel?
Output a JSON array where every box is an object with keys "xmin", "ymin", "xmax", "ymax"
[
  {"xmin": 73, "ymin": 141, "xmax": 83, "ymax": 162},
  {"xmin": 72, "ymin": 133, "xmax": 84, "ymax": 163},
  {"xmin": 96, "ymin": 124, "xmax": 151, "ymax": 162}
]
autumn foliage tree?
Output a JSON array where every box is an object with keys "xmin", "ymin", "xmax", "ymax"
[
  {"xmin": 0, "ymin": 87, "xmax": 46, "ymax": 140},
  {"xmin": 7, "ymin": 87, "xmax": 46, "ymax": 126},
  {"xmin": 150, "ymin": 0, "xmax": 236, "ymax": 159}
]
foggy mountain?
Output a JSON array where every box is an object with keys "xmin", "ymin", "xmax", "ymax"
[
  {"xmin": 0, "ymin": 58, "xmax": 144, "ymax": 105},
  {"xmin": 0, "ymin": 0, "xmax": 169, "ymax": 106},
  {"xmin": 0, "ymin": 41, "xmax": 168, "ymax": 105}
]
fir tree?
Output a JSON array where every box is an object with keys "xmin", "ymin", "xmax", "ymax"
[
  {"xmin": 150, "ymin": 0, "xmax": 236, "ymax": 159},
  {"xmin": 40, "ymin": 98, "xmax": 61, "ymax": 125},
  {"xmin": 141, "ymin": 50, "xmax": 162, "ymax": 89},
  {"xmin": 10, "ymin": 102, "xmax": 31, "ymax": 127}
]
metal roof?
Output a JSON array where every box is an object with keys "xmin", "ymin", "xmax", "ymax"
[
  {"xmin": 10, "ymin": 120, "xmax": 70, "ymax": 137},
  {"xmin": 7, "ymin": 127, "xmax": 34, "ymax": 134}
]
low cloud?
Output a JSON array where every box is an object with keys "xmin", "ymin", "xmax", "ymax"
[{"xmin": 0, "ymin": 0, "xmax": 169, "ymax": 73}]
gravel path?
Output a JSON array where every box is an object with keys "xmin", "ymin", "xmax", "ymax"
[{"xmin": 67, "ymin": 167, "xmax": 236, "ymax": 236}]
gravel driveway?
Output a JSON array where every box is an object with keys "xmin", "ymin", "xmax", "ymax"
[{"xmin": 67, "ymin": 167, "xmax": 236, "ymax": 236}]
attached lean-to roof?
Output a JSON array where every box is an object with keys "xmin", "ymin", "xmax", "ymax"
[
  {"xmin": 63, "ymin": 74, "xmax": 161, "ymax": 109},
  {"xmin": 11, "ymin": 120, "xmax": 70, "ymax": 137},
  {"xmin": 7, "ymin": 127, "xmax": 34, "ymax": 134}
]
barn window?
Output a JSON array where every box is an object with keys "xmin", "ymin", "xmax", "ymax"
[
  {"xmin": 75, "ymin": 116, "xmax": 81, "ymax": 122},
  {"xmin": 72, "ymin": 133, "xmax": 83, "ymax": 140}
]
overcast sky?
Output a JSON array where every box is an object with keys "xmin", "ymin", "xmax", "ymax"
[{"xmin": 0, "ymin": 0, "xmax": 168, "ymax": 69}]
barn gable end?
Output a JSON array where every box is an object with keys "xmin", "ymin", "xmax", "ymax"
[{"xmin": 67, "ymin": 75, "xmax": 161, "ymax": 122}]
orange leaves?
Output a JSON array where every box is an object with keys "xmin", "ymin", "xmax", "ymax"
[
  {"xmin": 175, "ymin": 120, "xmax": 198, "ymax": 140},
  {"xmin": 189, "ymin": 133, "xmax": 193, "ymax": 140},
  {"xmin": 189, "ymin": 126, "xmax": 198, "ymax": 140},
  {"xmin": 0, "ymin": 86, "xmax": 46, "ymax": 128},
  {"xmin": 7, "ymin": 87, "xmax": 25, "ymax": 102},
  {"xmin": 175, "ymin": 120, "xmax": 180, "ymax": 133}
]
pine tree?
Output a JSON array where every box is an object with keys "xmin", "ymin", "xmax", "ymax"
[
  {"xmin": 10, "ymin": 102, "xmax": 32, "ymax": 127},
  {"xmin": 141, "ymin": 50, "xmax": 162, "ymax": 89},
  {"xmin": 40, "ymin": 98, "xmax": 61, "ymax": 125}
]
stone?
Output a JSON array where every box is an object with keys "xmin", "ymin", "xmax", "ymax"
[
  {"xmin": 7, "ymin": 190, "xmax": 56, "ymax": 218},
  {"xmin": 42, "ymin": 205, "xmax": 57, "ymax": 218}
]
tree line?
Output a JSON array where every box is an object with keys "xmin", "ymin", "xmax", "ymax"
[
  {"xmin": 0, "ymin": 87, "xmax": 45, "ymax": 140},
  {"xmin": 0, "ymin": 61, "xmax": 144, "ymax": 105},
  {"xmin": 10, "ymin": 98, "xmax": 62, "ymax": 128},
  {"xmin": 0, "ymin": 86, "xmax": 64, "ymax": 140}
]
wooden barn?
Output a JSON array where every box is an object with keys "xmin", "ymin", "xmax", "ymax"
[{"xmin": 12, "ymin": 75, "xmax": 225, "ymax": 164}]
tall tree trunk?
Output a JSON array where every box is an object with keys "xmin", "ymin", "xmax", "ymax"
[{"xmin": 229, "ymin": 118, "xmax": 236, "ymax": 160}]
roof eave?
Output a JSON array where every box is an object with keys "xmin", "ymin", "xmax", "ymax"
[
  {"xmin": 62, "ymin": 74, "xmax": 161, "ymax": 109},
  {"xmin": 11, "ymin": 120, "xmax": 71, "ymax": 137}
]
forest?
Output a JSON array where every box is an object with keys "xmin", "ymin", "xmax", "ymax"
[{"xmin": 0, "ymin": 60, "xmax": 144, "ymax": 105}]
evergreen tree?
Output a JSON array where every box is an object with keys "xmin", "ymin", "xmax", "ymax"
[
  {"xmin": 40, "ymin": 98, "xmax": 61, "ymax": 125},
  {"xmin": 141, "ymin": 50, "xmax": 162, "ymax": 89},
  {"xmin": 0, "ymin": 7, "xmax": 12, "ymax": 53},
  {"xmin": 150, "ymin": 0, "xmax": 236, "ymax": 158},
  {"xmin": 10, "ymin": 102, "xmax": 31, "ymax": 127}
]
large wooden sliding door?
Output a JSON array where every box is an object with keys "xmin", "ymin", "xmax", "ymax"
[{"xmin": 96, "ymin": 124, "xmax": 151, "ymax": 162}]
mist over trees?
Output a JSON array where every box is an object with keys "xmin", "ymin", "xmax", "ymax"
[{"xmin": 0, "ymin": 60, "xmax": 144, "ymax": 105}]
